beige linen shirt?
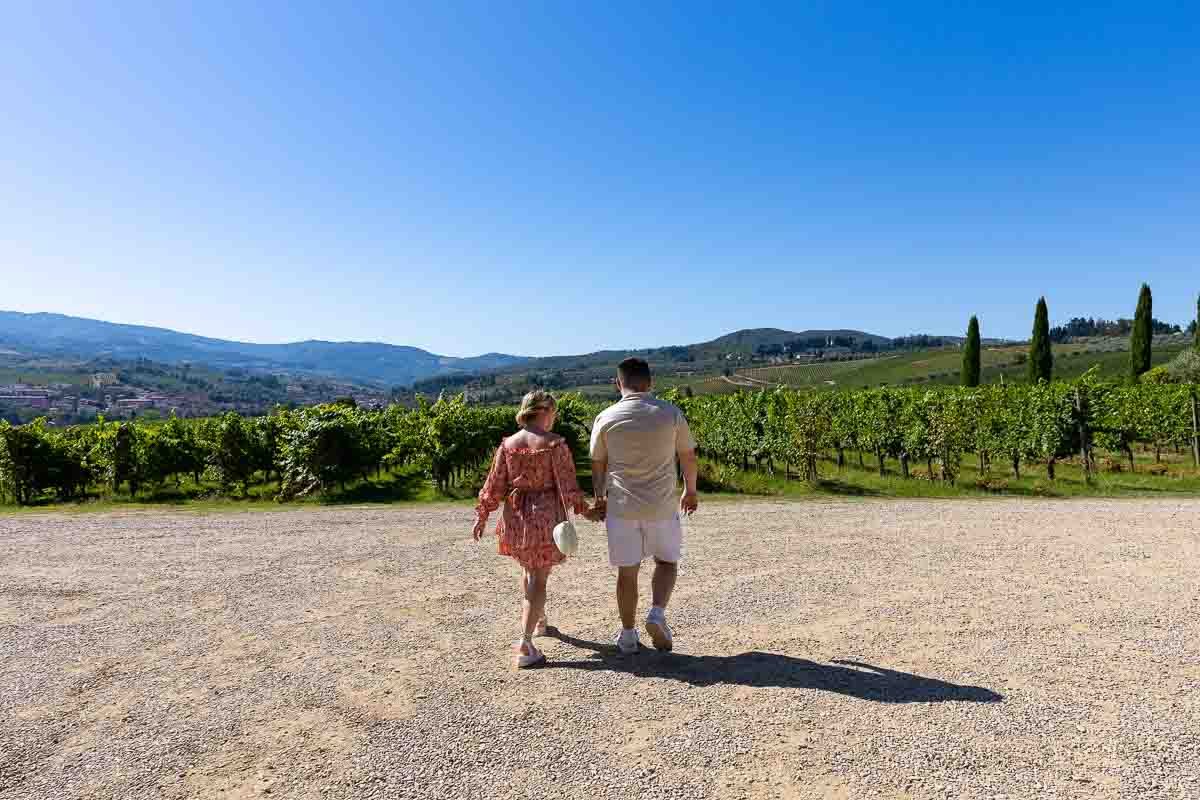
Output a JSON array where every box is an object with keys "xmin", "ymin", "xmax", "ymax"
[{"xmin": 589, "ymin": 392, "xmax": 696, "ymax": 521}]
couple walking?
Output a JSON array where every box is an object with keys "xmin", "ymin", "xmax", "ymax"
[{"xmin": 472, "ymin": 358, "xmax": 700, "ymax": 669}]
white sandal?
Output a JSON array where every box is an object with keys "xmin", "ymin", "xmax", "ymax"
[
  {"xmin": 513, "ymin": 638, "xmax": 546, "ymax": 669},
  {"xmin": 534, "ymin": 616, "xmax": 549, "ymax": 637}
]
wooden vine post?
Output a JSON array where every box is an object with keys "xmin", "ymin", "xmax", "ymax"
[
  {"xmin": 1192, "ymin": 390, "xmax": 1200, "ymax": 469},
  {"xmin": 1074, "ymin": 387, "xmax": 1093, "ymax": 482}
]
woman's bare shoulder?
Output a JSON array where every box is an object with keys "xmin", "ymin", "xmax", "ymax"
[{"xmin": 503, "ymin": 430, "xmax": 563, "ymax": 451}]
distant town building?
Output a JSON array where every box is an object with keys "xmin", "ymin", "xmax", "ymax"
[{"xmin": 0, "ymin": 394, "xmax": 50, "ymax": 409}]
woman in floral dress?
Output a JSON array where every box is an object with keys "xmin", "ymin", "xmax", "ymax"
[{"xmin": 473, "ymin": 391, "xmax": 593, "ymax": 668}]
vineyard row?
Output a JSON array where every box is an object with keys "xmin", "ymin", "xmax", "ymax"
[
  {"xmin": 670, "ymin": 376, "xmax": 1200, "ymax": 482},
  {"xmin": 1, "ymin": 377, "xmax": 1198, "ymax": 505}
]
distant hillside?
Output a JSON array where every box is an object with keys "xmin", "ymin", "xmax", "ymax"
[
  {"xmin": 0, "ymin": 311, "xmax": 527, "ymax": 387},
  {"xmin": 692, "ymin": 328, "xmax": 894, "ymax": 358},
  {"xmin": 406, "ymin": 326, "xmax": 918, "ymax": 400},
  {"xmin": 1, "ymin": 310, "xmax": 979, "ymax": 396},
  {"xmin": 500, "ymin": 328, "xmax": 898, "ymax": 374}
]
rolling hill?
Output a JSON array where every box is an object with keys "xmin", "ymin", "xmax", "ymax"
[
  {"xmin": 0, "ymin": 312, "xmax": 926, "ymax": 390},
  {"xmin": 698, "ymin": 327, "xmax": 894, "ymax": 355},
  {"xmin": 497, "ymin": 327, "xmax": 898, "ymax": 373},
  {"xmin": 2, "ymin": 310, "xmax": 1007, "ymax": 395},
  {"xmin": 0, "ymin": 311, "xmax": 527, "ymax": 387}
]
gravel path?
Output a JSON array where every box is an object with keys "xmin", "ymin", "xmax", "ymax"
[{"xmin": 1, "ymin": 499, "xmax": 1198, "ymax": 799}]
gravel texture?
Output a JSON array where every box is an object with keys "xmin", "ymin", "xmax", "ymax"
[{"xmin": 1, "ymin": 499, "xmax": 1198, "ymax": 799}]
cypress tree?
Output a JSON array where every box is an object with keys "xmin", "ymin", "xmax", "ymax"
[
  {"xmin": 1194, "ymin": 294, "xmax": 1199, "ymax": 352},
  {"xmin": 1028, "ymin": 297, "xmax": 1052, "ymax": 383},
  {"xmin": 961, "ymin": 316, "xmax": 981, "ymax": 387},
  {"xmin": 1130, "ymin": 283, "xmax": 1152, "ymax": 378}
]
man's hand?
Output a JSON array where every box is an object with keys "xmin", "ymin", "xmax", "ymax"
[
  {"xmin": 678, "ymin": 448, "xmax": 699, "ymax": 517},
  {"xmin": 680, "ymin": 490, "xmax": 698, "ymax": 516}
]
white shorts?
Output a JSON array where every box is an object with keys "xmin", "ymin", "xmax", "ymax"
[{"xmin": 606, "ymin": 515, "xmax": 683, "ymax": 567}]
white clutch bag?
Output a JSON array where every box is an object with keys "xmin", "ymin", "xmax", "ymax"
[
  {"xmin": 552, "ymin": 473, "xmax": 579, "ymax": 557},
  {"xmin": 553, "ymin": 518, "xmax": 578, "ymax": 557}
]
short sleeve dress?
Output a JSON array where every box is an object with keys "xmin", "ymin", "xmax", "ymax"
[{"xmin": 475, "ymin": 439, "xmax": 587, "ymax": 570}]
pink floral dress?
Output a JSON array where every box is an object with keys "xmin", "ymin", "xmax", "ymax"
[{"xmin": 475, "ymin": 439, "xmax": 587, "ymax": 570}]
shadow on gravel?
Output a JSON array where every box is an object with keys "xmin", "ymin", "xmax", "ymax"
[
  {"xmin": 814, "ymin": 479, "xmax": 883, "ymax": 497},
  {"xmin": 545, "ymin": 630, "xmax": 1002, "ymax": 704},
  {"xmin": 317, "ymin": 473, "xmax": 426, "ymax": 504}
]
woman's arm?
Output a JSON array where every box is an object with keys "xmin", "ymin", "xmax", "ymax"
[{"xmin": 473, "ymin": 445, "xmax": 508, "ymax": 540}]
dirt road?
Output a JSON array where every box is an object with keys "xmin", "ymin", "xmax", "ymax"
[{"xmin": 1, "ymin": 500, "xmax": 1198, "ymax": 799}]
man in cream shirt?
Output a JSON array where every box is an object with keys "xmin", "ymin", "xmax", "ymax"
[{"xmin": 590, "ymin": 357, "xmax": 699, "ymax": 654}]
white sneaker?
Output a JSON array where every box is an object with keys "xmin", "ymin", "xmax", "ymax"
[
  {"xmin": 615, "ymin": 628, "xmax": 641, "ymax": 654},
  {"xmin": 645, "ymin": 609, "xmax": 673, "ymax": 651},
  {"xmin": 512, "ymin": 639, "xmax": 545, "ymax": 669}
]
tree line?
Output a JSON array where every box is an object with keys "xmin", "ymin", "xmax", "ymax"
[
  {"xmin": 1050, "ymin": 316, "xmax": 1181, "ymax": 342},
  {"xmin": 0, "ymin": 395, "xmax": 596, "ymax": 506},
  {"xmin": 5, "ymin": 375, "xmax": 1198, "ymax": 506}
]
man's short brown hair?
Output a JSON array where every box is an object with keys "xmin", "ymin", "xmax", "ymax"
[{"xmin": 617, "ymin": 357, "xmax": 652, "ymax": 391}]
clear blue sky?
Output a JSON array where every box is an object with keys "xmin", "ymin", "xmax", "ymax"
[{"xmin": 2, "ymin": 3, "xmax": 1197, "ymax": 357}]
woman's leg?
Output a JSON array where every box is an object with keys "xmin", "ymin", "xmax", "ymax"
[
  {"xmin": 520, "ymin": 566, "xmax": 551, "ymax": 641},
  {"xmin": 519, "ymin": 572, "xmax": 548, "ymax": 634}
]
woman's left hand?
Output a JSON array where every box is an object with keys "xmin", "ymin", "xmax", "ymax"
[{"xmin": 471, "ymin": 517, "xmax": 487, "ymax": 541}]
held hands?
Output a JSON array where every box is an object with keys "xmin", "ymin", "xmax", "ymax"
[
  {"xmin": 680, "ymin": 490, "xmax": 699, "ymax": 517},
  {"xmin": 475, "ymin": 501, "xmax": 606, "ymax": 539},
  {"xmin": 583, "ymin": 499, "xmax": 607, "ymax": 523}
]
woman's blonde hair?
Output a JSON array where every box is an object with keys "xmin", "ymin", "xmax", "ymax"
[{"xmin": 516, "ymin": 390, "xmax": 556, "ymax": 427}]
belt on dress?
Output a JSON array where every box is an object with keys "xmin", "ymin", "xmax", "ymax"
[{"xmin": 506, "ymin": 485, "xmax": 553, "ymax": 510}]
